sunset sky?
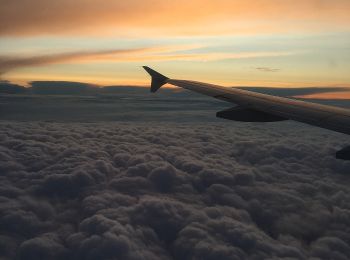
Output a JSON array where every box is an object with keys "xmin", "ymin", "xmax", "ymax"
[{"xmin": 1, "ymin": 0, "xmax": 350, "ymax": 95}]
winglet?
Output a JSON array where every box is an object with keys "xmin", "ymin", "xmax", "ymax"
[{"xmin": 142, "ymin": 66, "xmax": 169, "ymax": 92}]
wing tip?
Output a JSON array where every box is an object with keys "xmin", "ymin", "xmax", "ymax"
[{"xmin": 142, "ymin": 66, "xmax": 168, "ymax": 92}]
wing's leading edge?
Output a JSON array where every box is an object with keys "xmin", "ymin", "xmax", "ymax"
[{"xmin": 143, "ymin": 66, "xmax": 350, "ymax": 160}]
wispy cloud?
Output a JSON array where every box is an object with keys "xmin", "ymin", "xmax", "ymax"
[
  {"xmin": 255, "ymin": 67, "xmax": 280, "ymax": 72},
  {"xmin": 0, "ymin": 45, "xmax": 200, "ymax": 74},
  {"xmin": 148, "ymin": 51, "xmax": 297, "ymax": 62},
  {"xmin": 0, "ymin": 45, "xmax": 297, "ymax": 74},
  {"xmin": 0, "ymin": 48, "xmax": 147, "ymax": 74}
]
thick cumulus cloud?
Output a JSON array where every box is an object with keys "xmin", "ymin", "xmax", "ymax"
[{"xmin": 0, "ymin": 121, "xmax": 349, "ymax": 259}]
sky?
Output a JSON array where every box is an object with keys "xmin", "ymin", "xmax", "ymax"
[
  {"xmin": 1, "ymin": 0, "xmax": 350, "ymax": 97},
  {"xmin": 1, "ymin": 1, "xmax": 350, "ymax": 258}
]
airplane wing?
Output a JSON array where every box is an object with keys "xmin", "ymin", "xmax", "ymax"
[{"xmin": 143, "ymin": 66, "xmax": 350, "ymax": 160}]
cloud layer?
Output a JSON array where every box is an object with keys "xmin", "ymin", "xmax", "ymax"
[{"xmin": 0, "ymin": 121, "xmax": 349, "ymax": 259}]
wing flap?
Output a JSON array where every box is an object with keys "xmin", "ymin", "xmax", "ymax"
[
  {"xmin": 216, "ymin": 106, "xmax": 288, "ymax": 122},
  {"xmin": 336, "ymin": 146, "xmax": 350, "ymax": 160}
]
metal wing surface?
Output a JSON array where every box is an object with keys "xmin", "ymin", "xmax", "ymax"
[{"xmin": 143, "ymin": 66, "xmax": 350, "ymax": 160}]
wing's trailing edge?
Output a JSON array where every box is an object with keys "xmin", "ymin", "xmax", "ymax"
[{"xmin": 143, "ymin": 66, "xmax": 350, "ymax": 160}]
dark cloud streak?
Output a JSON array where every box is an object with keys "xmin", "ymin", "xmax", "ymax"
[
  {"xmin": 0, "ymin": 48, "xmax": 147, "ymax": 74},
  {"xmin": 255, "ymin": 67, "xmax": 280, "ymax": 72}
]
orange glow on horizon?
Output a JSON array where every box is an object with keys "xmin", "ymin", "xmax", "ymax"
[{"xmin": 294, "ymin": 91, "xmax": 350, "ymax": 100}]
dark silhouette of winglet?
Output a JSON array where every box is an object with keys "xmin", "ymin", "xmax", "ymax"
[{"xmin": 142, "ymin": 66, "xmax": 169, "ymax": 92}]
